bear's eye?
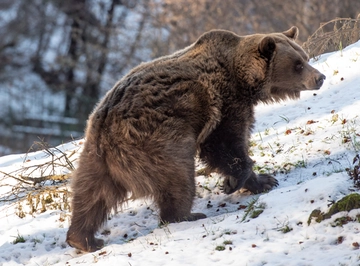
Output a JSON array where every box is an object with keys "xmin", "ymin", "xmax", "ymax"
[{"xmin": 295, "ymin": 63, "xmax": 304, "ymax": 72}]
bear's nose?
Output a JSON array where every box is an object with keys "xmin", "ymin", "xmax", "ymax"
[{"xmin": 316, "ymin": 74, "xmax": 326, "ymax": 87}]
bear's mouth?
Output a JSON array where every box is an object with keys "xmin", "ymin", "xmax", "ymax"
[{"xmin": 305, "ymin": 85, "xmax": 322, "ymax": 91}]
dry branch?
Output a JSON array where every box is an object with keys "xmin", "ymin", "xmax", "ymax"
[
  {"xmin": 0, "ymin": 140, "xmax": 79, "ymax": 203},
  {"xmin": 20, "ymin": 174, "xmax": 70, "ymax": 185}
]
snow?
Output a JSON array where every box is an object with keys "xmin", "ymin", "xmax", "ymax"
[{"xmin": 1, "ymin": 41, "xmax": 360, "ymax": 266}]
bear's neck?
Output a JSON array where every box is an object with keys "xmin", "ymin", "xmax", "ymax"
[{"xmin": 231, "ymin": 80, "xmax": 270, "ymax": 105}]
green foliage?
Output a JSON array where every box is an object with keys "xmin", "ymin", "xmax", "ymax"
[
  {"xmin": 12, "ymin": 232, "xmax": 26, "ymax": 244},
  {"xmin": 215, "ymin": 240, "xmax": 233, "ymax": 251},
  {"xmin": 215, "ymin": 245, "xmax": 226, "ymax": 251},
  {"xmin": 250, "ymin": 209, "xmax": 264, "ymax": 219},
  {"xmin": 223, "ymin": 240, "xmax": 233, "ymax": 245},
  {"xmin": 278, "ymin": 224, "xmax": 293, "ymax": 234},
  {"xmin": 308, "ymin": 209, "xmax": 323, "ymax": 225},
  {"xmin": 241, "ymin": 197, "xmax": 266, "ymax": 222},
  {"xmin": 308, "ymin": 193, "xmax": 360, "ymax": 225}
]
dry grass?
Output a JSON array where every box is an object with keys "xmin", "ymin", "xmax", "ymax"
[{"xmin": 303, "ymin": 14, "xmax": 360, "ymax": 58}]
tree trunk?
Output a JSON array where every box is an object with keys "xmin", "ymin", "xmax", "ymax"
[
  {"xmin": 63, "ymin": 0, "xmax": 86, "ymax": 117},
  {"xmin": 77, "ymin": 0, "xmax": 117, "ymax": 120}
]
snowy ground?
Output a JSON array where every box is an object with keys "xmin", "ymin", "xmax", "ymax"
[{"xmin": 1, "ymin": 41, "xmax": 360, "ymax": 266}]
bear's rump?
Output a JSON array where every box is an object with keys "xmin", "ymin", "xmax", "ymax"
[{"xmin": 100, "ymin": 117, "xmax": 197, "ymax": 198}]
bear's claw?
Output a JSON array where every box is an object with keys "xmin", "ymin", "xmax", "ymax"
[
  {"xmin": 222, "ymin": 173, "xmax": 278, "ymax": 194},
  {"xmin": 66, "ymin": 231, "xmax": 104, "ymax": 252}
]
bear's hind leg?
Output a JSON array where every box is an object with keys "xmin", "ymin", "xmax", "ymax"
[
  {"xmin": 66, "ymin": 198, "xmax": 107, "ymax": 252},
  {"xmin": 66, "ymin": 157, "xmax": 126, "ymax": 252},
  {"xmin": 155, "ymin": 158, "xmax": 206, "ymax": 224},
  {"xmin": 157, "ymin": 190, "xmax": 207, "ymax": 224}
]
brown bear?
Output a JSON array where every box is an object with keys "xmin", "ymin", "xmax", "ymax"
[{"xmin": 66, "ymin": 26, "xmax": 325, "ymax": 252}]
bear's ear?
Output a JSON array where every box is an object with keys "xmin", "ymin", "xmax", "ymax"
[
  {"xmin": 282, "ymin": 26, "xmax": 299, "ymax": 40},
  {"xmin": 259, "ymin": 36, "xmax": 276, "ymax": 60}
]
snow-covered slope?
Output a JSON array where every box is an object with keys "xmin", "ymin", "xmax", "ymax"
[{"xmin": 1, "ymin": 41, "xmax": 360, "ymax": 266}]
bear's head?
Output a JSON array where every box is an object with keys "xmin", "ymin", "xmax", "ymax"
[{"xmin": 235, "ymin": 27, "xmax": 326, "ymax": 103}]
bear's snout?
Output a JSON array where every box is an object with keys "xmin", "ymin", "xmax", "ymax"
[
  {"xmin": 307, "ymin": 72, "xmax": 326, "ymax": 90},
  {"xmin": 316, "ymin": 73, "xmax": 326, "ymax": 88}
]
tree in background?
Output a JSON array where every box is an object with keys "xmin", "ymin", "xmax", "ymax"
[
  {"xmin": 0, "ymin": 0, "xmax": 150, "ymax": 153},
  {"xmin": 31, "ymin": 0, "xmax": 147, "ymax": 120}
]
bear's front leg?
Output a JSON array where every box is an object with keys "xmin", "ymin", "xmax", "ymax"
[{"xmin": 200, "ymin": 121, "xmax": 278, "ymax": 195}]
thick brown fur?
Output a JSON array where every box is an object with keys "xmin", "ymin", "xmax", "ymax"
[{"xmin": 66, "ymin": 27, "xmax": 325, "ymax": 252}]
